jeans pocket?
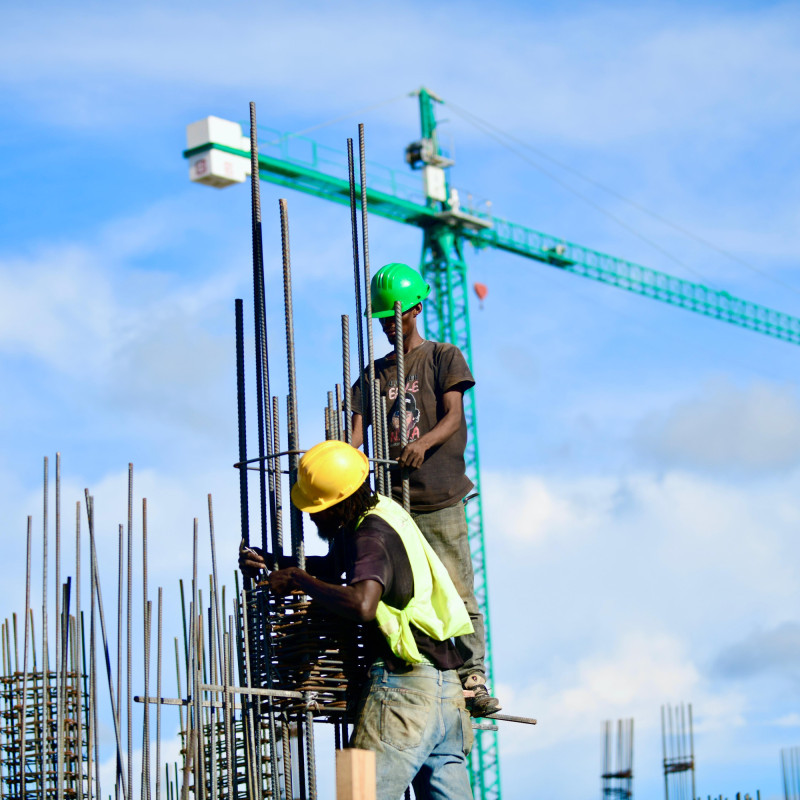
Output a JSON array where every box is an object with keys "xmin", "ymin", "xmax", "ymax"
[
  {"xmin": 380, "ymin": 692, "xmax": 432, "ymax": 751},
  {"xmin": 460, "ymin": 708, "xmax": 474, "ymax": 756}
]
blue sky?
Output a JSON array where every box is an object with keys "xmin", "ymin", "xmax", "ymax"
[{"xmin": 2, "ymin": 2, "xmax": 800, "ymax": 798}]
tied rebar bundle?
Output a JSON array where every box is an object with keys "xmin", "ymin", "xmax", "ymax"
[{"xmin": 244, "ymin": 587, "xmax": 367, "ymax": 720}]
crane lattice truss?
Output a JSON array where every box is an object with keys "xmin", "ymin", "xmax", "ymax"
[{"xmin": 183, "ymin": 90, "xmax": 800, "ymax": 800}]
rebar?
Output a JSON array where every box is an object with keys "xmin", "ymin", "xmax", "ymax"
[
  {"xmin": 342, "ymin": 316, "xmax": 353, "ymax": 444},
  {"xmin": 346, "ymin": 138, "xmax": 368, "ymax": 464},
  {"xmin": 279, "ymin": 198, "xmax": 305, "ymax": 569},
  {"xmin": 248, "ymin": 102, "xmax": 274, "ymax": 560},
  {"xmin": 156, "ymin": 589, "xmax": 163, "ymax": 800},
  {"xmin": 394, "ymin": 301, "xmax": 411, "ymax": 512},
  {"xmin": 127, "ymin": 464, "xmax": 134, "ymax": 800}
]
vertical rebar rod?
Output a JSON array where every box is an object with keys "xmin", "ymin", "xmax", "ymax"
[
  {"xmin": 127, "ymin": 464, "xmax": 134, "ymax": 800},
  {"xmin": 20, "ymin": 517, "xmax": 32, "ymax": 800},
  {"xmin": 143, "ymin": 600, "xmax": 152, "ymax": 800},
  {"xmin": 88, "ymin": 496, "xmax": 100, "ymax": 800},
  {"xmin": 248, "ymin": 102, "xmax": 273, "ymax": 559},
  {"xmin": 327, "ymin": 391, "xmax": 337, "ymax": 441},
  {"xmin": 342, "ymin": 316, "xmax": 353, "ymax": 444},
  {"xmin": 282, "ymin": 716, "xmax": 293, "ymax": 800},
  {"xmin": 75, "ymin": 504, "xmax": 84, "ymax": 800},
  {"xmin": 57, "ymin": 579, "xmax": 70, "ymax": 800},
  {"xmin": 279, "ymin": 198, "xmax": 305, "ymax": 568},
  {"xmin": 304, "ymin": 696, "xmax": 317, "ymax": 800},
  {"xmin": 86, "ymin": 492, "xmax": 128, "ymax": 800},
  {"xmin": 359, "ymin": 123, "xmax": 380, "ymax": 498},
  {"xmin": 143, "ymin": 498, "xmax": 151, "ymax": 800},
  {"xmin": 173, "ymin": 639, "xmax": 184, "ymax": 736},
  {"xmin": 234, "ymin": 300, "xmax": 254, "ymax": 574},
  {"xmin": 156, "ymin": 589, "xmax": 163, "ymax": 800},
  {"xmin": 346, "ymin": 138, "xmax": 368, "ymax": 465},
  {"xmin": 336, "ymin": 384, "xmax": 344, "ymax": 441},
  {"xmin": 273, "ymin": 396, "xmax": 284, "ymax": 556},
  {"xmin": 239, "ymin": 596, "xmax": 259, "ymax": 800},
  {"xmin": 42, "ymin": 456, "xmax": 50, "ymax": 800},
  {"xmin": 394, "ymin": 301, "xmax": 411, "ymax": 511},
  {"xmin": 191, "ymin": 523, "xmax": 205, "ymax": 800},
  {"xmin": 689, "ymin": 704, "xmax": 696, "ymax": 800},
  {"xmin": 117, "ymin": 523, "xmax": 124, "ymax": 800},
  {"xmin": 221, "ymin": 631, "xmax": 234, "ymax": 800},
  {"xmin": 380, "ymin": 395, "xmax": 392, "ymax": 497},
  {"xmin": 55, "ymin": 453, "xmax": 63, "ymax": 800}
]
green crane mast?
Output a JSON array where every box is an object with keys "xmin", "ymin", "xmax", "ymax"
[{"xmin": 183, "ymin": 91, "xmax": 800, "ymax": 800}]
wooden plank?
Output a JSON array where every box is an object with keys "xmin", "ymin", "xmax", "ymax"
[{"xmin": 336, "ymin": 748, "xmax": 376, "ymax": 800}]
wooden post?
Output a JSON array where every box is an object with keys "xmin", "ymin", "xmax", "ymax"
[{"xmin": 336, "ymin": 749, "xmax": 376, "ymax": 800}]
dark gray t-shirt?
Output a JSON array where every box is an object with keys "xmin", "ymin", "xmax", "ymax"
[{"xmin": 351, "ymin": 340, "xmax": 475, "ymax": 511}]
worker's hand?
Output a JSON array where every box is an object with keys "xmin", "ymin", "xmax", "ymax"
[
  {"xmin": 239, "ymin": 541, "xmax": 267, "ymax": 578},
  {"xmin": 268, "ymin": 567, "xmax": 302, "ymax": 596},
  {"xmin": 397, "ymin": 439, "xmax": 427, "ymax": 469}
]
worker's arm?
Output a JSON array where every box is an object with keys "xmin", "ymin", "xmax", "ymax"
[
  {"xmin": 351, "ymin": 412, "xmax": 365, "ymax": 449},
  {"xmin": 239, "ymin": 545, "xmax": 340, "ymax": 582},
  {"xmin": 398, "ymin": 388, "xmax": 464, "ymax": 469},
  {"xmin": 268, "ymin": 568, "xmax": 382, "ymax": 623}
]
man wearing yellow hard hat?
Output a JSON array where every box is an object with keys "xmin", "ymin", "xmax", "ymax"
[{"xmin": 240, "ymin": 440, "xmax": 475, "ymax": 800}]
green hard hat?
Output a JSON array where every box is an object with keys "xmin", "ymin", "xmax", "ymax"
[{"xmin": 369, "ymin": 262, "xmax": 431, "ymax": 318}]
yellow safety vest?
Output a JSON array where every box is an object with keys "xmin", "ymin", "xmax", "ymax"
[{"xmin": 356, "ymin": 495, "xmax": 474, "ymax": 664}]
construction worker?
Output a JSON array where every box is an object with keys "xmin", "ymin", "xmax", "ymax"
[
  {"xmin": 240, "ymin": 441, "xmax": 475, "ymax": 800},
  {"xmin": 350, "ymin": 262, "xmax": 500, "ymax": 717}
]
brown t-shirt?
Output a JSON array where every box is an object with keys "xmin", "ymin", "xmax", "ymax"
[{"xmin": 351, "ymin": 340, "xmax": 475, "ymax": 511}]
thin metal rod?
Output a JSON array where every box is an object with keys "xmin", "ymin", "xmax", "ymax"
[
  {"xmin": 156, "ymin": 589, "xmax": 163, "ymax": 800},
  {"xmin": 380, "ymin": 395, "xmax": 392, "ymax": 497},
  {"xmin": 336, "ymin": 384, "xmax": 344, "ymax": 442},
  {"xmin": 279, "ymin": 197, "xmax": 305, "ymax": 568},
  {"xmin": 19, "ymin": 517, "xmax": 31, "ymax": 800},
  {"xmin": 42, "ymin": 456, "xmax": 50, "ymax": 800},
  {"xmin": 234, "ymin": 299, "xmax": 253, "ymax": 574},
  {"xmin": 272, "ymin": 396, "xmax": 284, "ymax": 558},
  {"xmin": 342, "ymin": 316, "xmax": 353, "ymax": 444},
  {"xmin": 221, "ymin": 630, "xmax": 234, "ymax": 800},
  {"xmin": 359, "ymin": 124, "xmax": 380, "ymax": 498},
  {"xmin": 248, "ymin": 102, "xmax": 272, "ymax": 559},
  {"xmin": 143, "ymin": 498, "xmax": 151, "ymax": 800},
  {"xmin": 394, "ymin": 301, "xmax": 411, "ymax": 511},
  {"xmin": 86, "ymin": 492, "xmax": 128, "ymax": 800},
  {"xmin": 55, "ymin": 453, "xmax": 63, "ymax": 800},
  {"xmin": 57, "ymin": 579, "xmax": 70, "ymax": 800},
  {"xmin": 117, "ymin": 522, "xmax": 124, "ymax": 800},
  {"xmin": 127, "ymin": 464, "xmax": 134, "ymax": 800},
  {"xmin": 75, "ymin": 504, "xmax": 84, "ymax": 800},
  {"xmin": 346, "ymin": 138, "xmax": 369, "ymax": 463},
  {"xmin": 304, "ymin": 695, "xmax": 317, "ymax": 800}
]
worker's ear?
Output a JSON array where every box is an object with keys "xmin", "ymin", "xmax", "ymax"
[{"xmin": 411, "ymin": 303, "xmax": 422, "ymax": 318}]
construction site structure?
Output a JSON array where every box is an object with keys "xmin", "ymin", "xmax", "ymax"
[
  {"xmin": 783, "ymin": 746, "xmax": 800, "ymax": 800},
  {"xmin": 661, "ymin": 703, "xmax": 696, "ymax": 800},
  {"xmin": 601, "ymin": 718, "xmax": 633, "ymax": 800},
  {"xmin": 184, "ymin": 89, "xmax": 800, "ymax": 800}
]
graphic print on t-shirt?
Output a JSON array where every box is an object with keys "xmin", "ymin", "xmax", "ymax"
[{"xmin": 387, "ymin": 375, "xmax": 420, "ymax": 446}]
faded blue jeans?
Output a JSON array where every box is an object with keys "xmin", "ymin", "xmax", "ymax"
[
  {"xmin": 351, "ymin": 661, "xmax": 474, "ymax": 800},
  {"xmin": 412, "ymin": 501, "xmax": 486, "ymax": 684}
]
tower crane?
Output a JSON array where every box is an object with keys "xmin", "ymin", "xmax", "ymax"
[{"xmin": 183, "ymin": 88, "xmax": 800, "ymax": 800}]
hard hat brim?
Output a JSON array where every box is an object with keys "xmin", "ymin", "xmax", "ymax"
[{"xmin": 290, "ymin": 480, "xmax": 341, "ymax": 514}]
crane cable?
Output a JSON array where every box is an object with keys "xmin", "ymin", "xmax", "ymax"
[{"xmin": 446, "ymin": 100, "xmax": 800, "ymax": 300}]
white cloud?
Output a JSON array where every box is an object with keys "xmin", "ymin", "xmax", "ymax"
[
  {"xmin": 2, "ymin": 3, "xmax": 799, "ymax": 149},
  {"xmin": 634, "ymin": 377, "xmax": 800, "ymax": 474}
]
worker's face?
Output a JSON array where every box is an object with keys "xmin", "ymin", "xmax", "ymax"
[
  {"xmin": 309, "ymin": 506, "xmax": 340, "ymax": 542},
  {"xmin": 379, "ymin": 304, "xmax": 420, "ymax": 346}
]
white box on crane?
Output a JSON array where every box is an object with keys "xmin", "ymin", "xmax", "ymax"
[
  {"xmin": 186, "ymin": 116, "xmax": 251, "ymax": 188},
  {"xmin": 423, "ymin": 166, "xmax": 447, "ymax": 203}
]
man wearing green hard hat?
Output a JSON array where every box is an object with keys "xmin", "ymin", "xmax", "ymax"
[{"xmin": 351, "ymin": 262, "xmax": 500, "ymax": 717}]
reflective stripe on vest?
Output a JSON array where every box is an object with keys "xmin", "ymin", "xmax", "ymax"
[{"xmin": 356, "ymin": 495, "xmax": 473, "ymax": 664}]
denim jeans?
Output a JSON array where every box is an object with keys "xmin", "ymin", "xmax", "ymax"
[
  {"xmin": 351, "ymin": 661, "xmax": 474, "ymax": 800},
  {"xmin": 412, "ymin": 502, "xmax": 486, "ymax": 683}
]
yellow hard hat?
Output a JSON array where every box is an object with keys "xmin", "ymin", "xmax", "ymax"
[{"xmin": 290, "ymin": 441, "xmax": 370, "ymax": 513}]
